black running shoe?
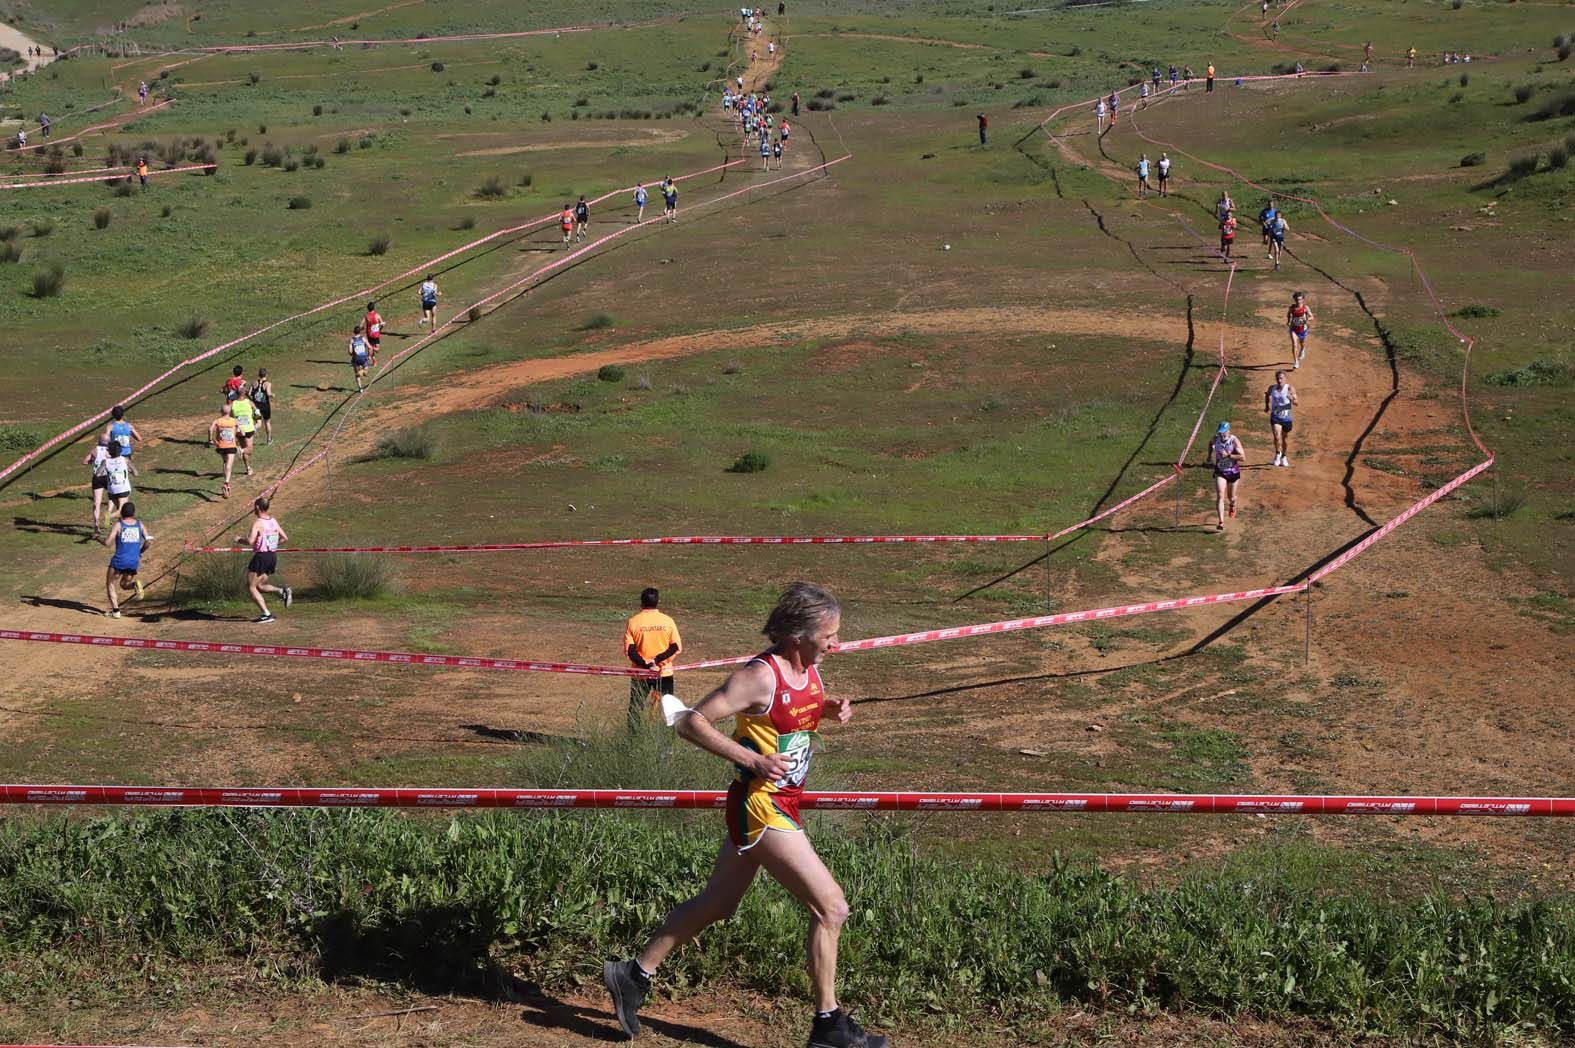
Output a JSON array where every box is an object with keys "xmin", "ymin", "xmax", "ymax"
[
  {"xmin": 604, "ymin": 959, "xmax": 649, "ymax": 1039},
  {"xmin": 808, "ymin": 1009, "xmax": 889, "ymax": 1048}
]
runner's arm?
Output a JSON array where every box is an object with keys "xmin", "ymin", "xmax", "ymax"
[
  {"xmin": 678, "ymin": 661, "xmax": 792, "ymax": 780},
  {"xmin": 627, "ymin": 644, "xmax": 651, "ymax": 668},
  {"xmin": 130, "ymin": 424, "xmax": 143, "ymax": 441}
]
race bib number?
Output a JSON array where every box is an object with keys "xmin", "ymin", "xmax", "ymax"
[{"xmin": 772, "ymin": 731, "xmax": 815, "ymax": 790}]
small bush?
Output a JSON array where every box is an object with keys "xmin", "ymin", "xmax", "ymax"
[
  {"xmin": 487, "ymin": 74, "xmax": 502, "ymax": 86},
  {"xmin": 113, "ymin": 181, "xmax": 135, "ymax": 197},
  {"xmin": 1557, "ymin": 34, "xmax": 1571, "ymax": 48},
  {"xmin": 581, "ymin": 312, "xmax": 615, "ymax": 330},
  {"xmin": 0, "ymin": 243, "xmax": 21, "ymax": 264},
  {"xmin": 807, "ymin": 99, "xmax": 835, "ymax": 111},
  {"xmin": 258, "ymin": 124, "xmax": 267, "ymax": 134},
  {"xmin": 43, "ymin": 157, "xmax": 65, "ymax": 174},
  {"xmin": 1529, "ymin": 92, "xmax": 1575, "ymax": 120},
  {"xmin": 93, "ymin": 208, "xmax": 111, "ymax": 230},
  {"xmin": 585, "ymin": 61, "xmax": 599, "ymax": 70},
  {"xmin": 179, "ymin": 556, "xmax": 249, "ymax": 603},
  {"xmin": 467, "ymin": 306, "xmax": 483, "ymax": 323},
  {"xmin": 1451, "ymin": 0, "xmax": 1462, "ymax": 8},
  {"xmin": 0, "ymin": 226, "xmax": 15, "ymax": 242},
  {"xmin": 400, "ymin": 108, "xmax": 412, "ymax": 117},
  {"xmin": 914, "ymin": 73, "xmax": 924, "ymax": 84},
  {"xmin": 1019, "ymin": 67, "xmax": 1038, "ymax": 79},
  {"xmin": 282, "ymin": 159, "xmax": 300, "ymax": 172},
  {"xmin": 475, "ymin": 176, "xmax": 507, "ymax": 199},
  {"xmin": 836, "ymin": 92, "xmax": 855, "ymax": 102},
  {"xmin": 312, "ymin": 103, "xmax": 323, "ymax": 116},
  {"xmin": 596, "ymin": 364, "xmax": 625, "ymax": 382},
  {"xmin": 430, "ymin": 60, "xmax": 444, "ymax": 72},
  {"xmin": 287, "ymin": 196, "xmax": 312, "ymax": 210},
  {"xmin": 177, "ymin": 314, "xmax": 209, "ymax": 339},
  {"xmin": 334, "ymin": 138, "xmax": 350, "ymax": 154},
  {"xmin": 574, "ymin": 96, "xmax": 589, "ymax": 107},
  {"xmin": 312, "ymin": 554, "xmax": 395, "ymax": 600},
  {"xmin": 248, "ymin": 71, "xmax": 260, "ymax": 85},
  {"xmin": 517, "ymin": 170, "xmax": 533, "ymax": 187},
  {"xmin": 371, "ymin": 426, "xmax": 435, "ymax": 460},
  {"xmin": 31, "ymin": 264, "xmax": 65, "ymax": 297},
  {"xmin": 71, "ymin": 142, "xmax": 83, "ymax": 156},
  {"xmin": 728, "ymin": 450, "xmax": 771, "ymax": 474},
  {"xmin": 366, "ymin": 233, "xmax": 392, "ymax": 256},
  {"xmin": 1449, "ymin": 92, "xmax": 1464, "ymax": 104},
  {"xmin": 359, "ymin": 136, "xmax": 374, "ymax": 149},
  {"xmin": 1551, "ymin": 145, "xmax": 1570, "ymax": 169},
  {"xmin": 1450, "ymin": 304, "xmax": 1501, "ymax": 319},
  {"xmin": 1508, "ymin": 153, "xmax": 1540, "ymax": 177},
  {"xmin": 814, "ymin": 88, "xmax": 836, "ymax": 99},
  {"xmin": 1466, "ymin": 486, "xmax": 1527, "ymax": 519},
  {"xmin": 1560, "ymin": 44, "xmax": 1572, "ymax": 61},
  {"xmin": 243, "ymin": 148, "xmax": 257, "ymax": 165},
  {"xmin": 30, "ymin": 219, "xmax": 54, "ymax": 237},
  {"xmin": 455, "ymin": 216, "xmax": 476, "ymax": 230},
  {"xmin": 723, "ymin": 360, "xmax": 743, "ymax": 375},
  {"xmin": 161, "ymin": 205, "xmax": 172, "ymax": 217},
  {"xmin": 1458, "ymin": 72, "xmax": 1469, "ymax": 87},
  {"xmin": 872, "ymin": 94, "xmax": 889, "ymax": 106},
  {"xmin": 260, "ymin": 142, "xmax": 285, "ymax": 168},
  {"xmin": 1459, "ymin": 151, "xmax": 1485, "ymax": 167},
  {"xmin": 541, "ymin": 111, "xmax": 552, "ymax": 122},
  {"xmin": 482, "ymin": 86, "xmax": 497, "ymax": 98},
  {"xmin": 1514, "ymin": 83, "xmax": 1535, "ymax": 103},
  {"xmin": 1484, "ymin": 359, "xmax": 1569, "ymax": 386}
]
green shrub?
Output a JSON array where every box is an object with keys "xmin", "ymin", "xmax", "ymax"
[
  {"xmin": 160, "ymin": 205, "xmax": 172, "ymax": 218},
  {"xmin": 467, "ymin": 306, "xmax": 483, "ymax": 323},
  {"xmin": 0, "ymin": 226, "xmax": 16, "ymax": 241},
  {"xmin": 728, "ymin": 450, "xmax": 771, "ymax": 473},
  {"xmin": 487, "ymin": 73, "xmax": 502, "ymax": 86},
  {"xmin": 454, "ymin": 215, "xmax": 476, "ymax": 230},
  {"xmin": 312, "ymin": 103, "xmax": 323, "ymax": 116},
  {"xmin": 371, "ymin": 426, "xmax": 434, "ymax": 460},
  {"xmin": 430, "ymin": 60, "xmax": 444, "ymax": 72},
  {"xmin": 93, "ymin": 208, "xmax": 111, "ymax": 230},
  {"xmin": 282, "ymin": 158, "xmax": 300, "ymax": 172},
  {"xmin": 1514, "ymin": 83, "xmax": 1535, "ymax": 103},
  {"xmin": 1450, "ymin": 304, "xmax": 1500, "ymax": 318},
  {"xmin": 113, "ymin": 181, "xmax": 134, "ymax": 198},
  {"xmin": 1466, "ymin": 485, "xmax": 1528, "ymax": 519},
  {"xmin": 0, "ymin": 243, "xmax": 20, "ymax": 264},
  {"xmin": 177, "ymin": 555, "xmax": 250, "ymax": 602},
  {"xmin": 1551, "ymin": 145, "xmax": 1570, "ymax": 169},
  {"xmin": 359, "ymin": 135, "xmax": 374, "ymax": 149},
  {"xmin": 1531, "ymin": 91, "xmax": 1575, "ymax": 120},
  {"xmin": 287, "ymin": 196, "xmax": 312, "ymax": 209},
  {"xmin": 247, "ymin": 71, "xmax": 260, "ymax": 85},
  {"xmin": 1508, "ymin": 153, "xmax": 1540, "ymax": 177},
  {"xmin": 517, "ymin": 170, "xmax": 533, "ymax": 187},
  {"xmin": 30, "ymin": 265, "xmax": 64, "ymax": 297},
  {"xmin": 260, "ymin": 142, "xmax": 285, "ymax": 167},
  {"xmin": 596, "ymin": 364, "xmax": 625, "ymax": 382},
  {"xmin": 243, "ymin": 147, "xmax": 257, "ymax": 165},
  {"xmin": 1484, "ymin": 359, "xmax": 1569, "ymax": 386},
  {"xmin": 580, "ymin": 312, "xmax": 614, "ymax": 330},
  {"xmin": 872, "ymin": 94, "xmax": 889, "ymax": 105},
  {"xmin": 474, "ymin": 176, "xmax": 507, "ymax": 199},
  {"xmin": 1459, "ymin": 151, "xmax": 1485, "ymax": 167},
  {"xmin": 1019, "ymin": 66, "xmax": 1038, "ymax": 78},
  {"xmin": 30, "ymin": 219, "xmax": 53, "ymax": 237},
  {"xmin": 311, "ymin": 553, "xmax": 395, "ymax": 600},
  {"xmin": 0, "ymin": 424, "xmax": 44, "ymax": 451},
  {"xmin": 366, "ymin": 233, "xmax": 392, "ymax": 256},
  {"xmin": 71, "ymin": 142, "xmax": 83, "ymax": 156},
  {"xmin": 176, "ymin": 314, "xmax": 209, "ymax": 339},
  {"xmin": 807, "ymin": 98, "xmax": 835, "ymax": 111}
]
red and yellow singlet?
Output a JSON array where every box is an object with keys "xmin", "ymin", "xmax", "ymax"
[{"xmin": 726, "ymin": 652, "xmax": 825, "ymax": 850}]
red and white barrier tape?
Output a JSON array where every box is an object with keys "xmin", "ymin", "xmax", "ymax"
[
  {"xmin": 0, "ymin": 629, "xmax": 647, "ymax": 677},
  {"xmin": 0, "ymin": 163, "xmax": 212, "ymax": 190},
  {"xmin": 185, "ymin": 533, "xmax": 1052, "ymax": 554},
  {"xmin": 0, "ymin": 153, "xmax": 750, "ymax": 487},
  {"xmin": 2, "ymin": 783, "xmax": 1569, "ymax": 815}
]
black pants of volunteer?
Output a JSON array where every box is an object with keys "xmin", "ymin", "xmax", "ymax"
[{"xmin": 628, "ymin": 675, "xmax": 676, "ymax": 728}]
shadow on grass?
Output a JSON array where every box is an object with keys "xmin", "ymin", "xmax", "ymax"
[{"xmin": 20, "ymin": 594, "xmax": 103, "ymax": 615}]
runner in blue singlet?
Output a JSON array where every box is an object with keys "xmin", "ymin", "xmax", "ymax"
[{"xmin": 101, "ymin": 501, "xmax": 152, "ymax": 617}]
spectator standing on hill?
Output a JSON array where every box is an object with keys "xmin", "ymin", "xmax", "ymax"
[
  {"xmin": 977, "ymin": 112, "xmax": 988, "ymax": 145},
  {"xmin": 38, "ymin": 112, "xmax": 50, "ymax": 139},
  {"xmin": 208, "ymin": 403, "xmax": 239, "ymax": 498},
  {"xmin": 101, "ymin": 404, "xmax": 143, "ymax": 462},
  {"xmin": 604, "ymin": 583, "xmax": 890, "ymax": 1048},
  {"xmin": 101, "ymin": 502, "xmax": 150, "ymax": 618},
  {"xmin": 792, "ymin": 90, "xmax": 800, "ymax": 115},
  {"xmin": 1206, "ymin": 62, "xmax": 1216, "ymax": 92},
  {"xmin": 250, "ymin": 368, "xmax": 274, "ymax": 445},
  {"xmin": 1205, "ymin": 422, "xmax": 1245, "ymax": 530},
  {"xmin": 1265, "ymin": 370, "xmax": 1298, "ymax": 467},
  {"xmin": 624, "ymin": 587, "xmax": 683, "ymax": 726},
  {"xmin": 136, "ymin": 156, "xmax": 149, "ymax": 190},
  {"xmin": 236, "ymin": 497, "xmax": 291, "ymax": 624},
  {"xmin": 1157, "ymin": 151, "xmax": 1171, "ymax": 196}
]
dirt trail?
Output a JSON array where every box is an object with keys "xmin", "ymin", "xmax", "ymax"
[{"xmin": 0, "ymin": 21, "xmax": 55, "ymax": 83}]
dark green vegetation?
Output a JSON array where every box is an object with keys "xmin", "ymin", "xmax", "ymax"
[{"xmin": 3, "ymin": 806, "xmax": 1573, "ymax": 1040}]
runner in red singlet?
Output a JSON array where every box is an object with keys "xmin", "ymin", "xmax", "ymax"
[{"xmin": 603, "ymin": 583, "xmax": 888, "ymax": 1048}]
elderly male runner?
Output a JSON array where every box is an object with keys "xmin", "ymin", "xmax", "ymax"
[{"xmin": 604, "ymin": 582, "xmax": 889, "ymax": 1048}]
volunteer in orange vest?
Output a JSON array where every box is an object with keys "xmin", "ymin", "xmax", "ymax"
[{"xmin": 624, "ymin": 587, "xmax": 683, "ymax": 727}]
